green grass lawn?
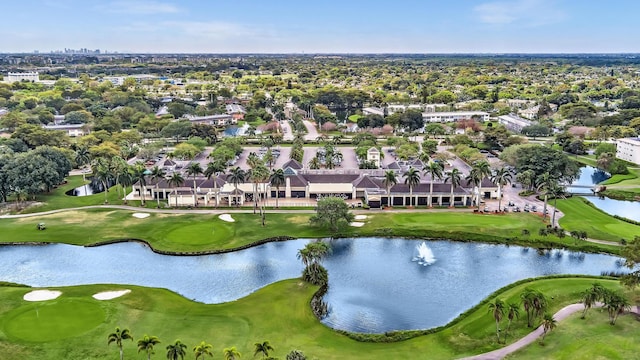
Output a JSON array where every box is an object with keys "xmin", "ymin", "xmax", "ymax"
[
  {"xmin": 506, "ymin": 310, "xmax": 640, "ymax": 359},
  {"xmin": 0, "ymin": 278, "xmax": 630, "ymax": 360},
  {"xmin": 0, "ymin": 209, "xmax": 620, "ymax": 253},
  {"xmin": 555, "ymin": 197, "xmax": 640, "ymax": 243}
]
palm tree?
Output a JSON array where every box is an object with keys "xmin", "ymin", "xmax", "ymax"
[
  {"xmin": 150, "ymin": 165, "xmax": 166, "ymax": 208},
  {"xmin": 107, "ymin": 327, "xmax": 133, "ymax": 360},
  {"xmin": 75, "ymin": 146, "xmax": 91, "ymax": 170},
  {"xmin": 505, "ymin": 302, "xmax": 520, "ymax": 339},
  {"xmin": 491, "ymin": 167, "xmax": 513, "ymax": 211},
  {"xmin": 521, "ymin": 288, "xmax": 536, "ymax": 328},
  {"xmin": 382, "ymin": 170, "xmax": 398, "ymax": 208},
  {"xmin": 469, "ymin": 161, "xmax": 491, "ymax": 210},
  {"xmin": 223, "ymin": 347, "xmax": 241, "ymax": 360},
  {"xmin": 204, "ymin": 160, "xmax": 226, "ymax": 207},
  {"xmin": 137, "ymin": 335, "xmax": 161, "ymax": 360},
  {"xmin": 94, "ymin": 158, "xmax": 113, "ymax": 204},
  {"xmin": 425, "ymin": 162, "xmax": 444, "ymax": 207},
  {"xmin": 167, "ymin": 172, "xmax": 184, "ymax": 208},
  {"xmin": 269, "ymin": 168, "xmax": 286, "ymax": 208},
  {"xmin": 309, "ymin": 156, "xmax": 321, "ymax": 170},
  {"xmin": 540, "ymin": 313, "xmax": 557, "ymax": 343},
  {"xmin": 549, "ymin": 184, "xmax": 565, "ymax": 227},
  {"xmin": 465, "ymin": 168, "xmax": 482, "ymax": 210},
  {"xmin": 166, "ymin": 340, "xmax": 187, "ymax": 360},
  {"xmin": 228, "ymin": 167, "xmax": 246, "ymax": 207},
  {"xmin": 403, "ymin": 167, "xmax": 420, "ymax": 207},
  {"xmin": 253, "ymin": 341, "xmax": 274, "ymax": 359},
  {"xmin": 581, "ymin": 283, "xmax": 605, "ymax": 319},
  {"xmin": 111, "ymin": 156, "xmax": 129, "ymax": 199},
  {"xmin": 193, "ymin": 341, "xmax": 214, "ymax": 360},
  {"xmin": 536, "ymin": 172, "xmax": 556, "ymax": 221},
  {"xmin": 297, "ymin": 241, "xmax": 331, "ymax": 285},
  {"xmin": 186, "ymin": 162, "xmax": 204, "ymax": 207},
  {"xmin": 444, "ymin": 168, "xmax": 462, "ymax": 208},
  {"xmin": 119, "ymin": 166, "xmax": 134, "ymax": 205},
  {"xmin": 603, "ymin": 290, "xmax": 631, "ymax": 325},
  {"xmin": 133, "ymin": 162, "xmax": 148, "ymax": 206},
  {"xmin": 488, "ymin": 298, "xmax": 505, "ymax": 343}
]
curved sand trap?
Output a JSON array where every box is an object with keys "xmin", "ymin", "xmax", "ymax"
[
  {"xmin": 92, "ymin": 289, "xmax": 131, "ymax": 300},
  {"xmin": 219, "ymin": 214, "xmax": 235, "ymax": 222},
  {"xmin": 132, "ymin": 213, "xmax": 150, "ymax": 219},
  {"xmin": 23, "ymin": 290, "xmax": 62, "ymax": 301},
  {"xmin": 350, "ymin": 222, "xmax": 365, "ymax": 227},
  {"xmin": 354, "ymin": 215, "xmax": 368, "ymax": 220}
]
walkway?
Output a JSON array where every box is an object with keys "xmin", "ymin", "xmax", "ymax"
[{"xmin": 459, "ymin": 304, "xmax": 638, "ymax": 360}]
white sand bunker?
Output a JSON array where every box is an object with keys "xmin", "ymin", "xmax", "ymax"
[
  {"xmin": 92, "ymin": 289, "xmax": 131, "ymax": 300},
  {"xmin": 132, "ymin": 213, "xmax": 150, "ymax": 219},
  {"xmin": 219, "ymin": 214, "xmax": 235, "ymax": 222},
  {"xmin": 354, "ymin": 215, "xmax": 368, "ymax": 220},
  {"xmin": 23, "ymin": 290, "xmax": 62, "ymax": 301},
  {"xmin": 350, "ymin": 222, "xmax": 365, "ymax": 227}
]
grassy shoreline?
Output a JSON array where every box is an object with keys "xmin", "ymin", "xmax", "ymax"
[{"xmin": 0, "ymin": 276, "xmax": 631, "ymax": 360}]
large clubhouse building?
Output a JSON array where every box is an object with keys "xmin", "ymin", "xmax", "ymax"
[{"xmin": 133, "ymin": 159, "xmax": 497, "ymax": 208}]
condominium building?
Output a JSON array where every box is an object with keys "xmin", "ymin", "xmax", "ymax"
[
  {"xmin": 421, "ymin": 111, "xmax": 489, "ymax": 123},
  {"xmin": 5, "ymin": 72, "xmax": 39, "ymax": 83},
  {"xmin": 616, "ymin": 138, "xmax": 640, "ymax": 165}
]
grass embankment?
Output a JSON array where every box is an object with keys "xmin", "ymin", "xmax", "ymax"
[
  {"xmin": 0, "ymin": 209, "xmax": 620, "ymax": 253},
  {"xmin": 555, "ymin": 197, "xmax": 640, "ymax": 243},
  {"xmin": 0, "ymin": 278, "xmax": 631, "ymax": 360}
]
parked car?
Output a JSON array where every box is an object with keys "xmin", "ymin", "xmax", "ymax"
[{"xmin": 531, "ymin": 205, "xmax": 537, "ymax": 212}]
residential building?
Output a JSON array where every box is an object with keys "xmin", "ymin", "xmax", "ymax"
[
  {"xmin": 362, "ymin": 107, "xmax": 384, "ymax": 117},
  {"xmin": 497, "ymin": 114, "xmax": 532, "ymax": 132},
  {"xmin": 184, "ymin": 114, "xmax": 235, "ymax": 126},
  {"xmin": 616, "ymin": 138, "xmax": 640, "ymax": 165},
  {"xmin": 422, "ymin": 111, "xmax": 489, "ymax": 123},
  {"xmin": 43, "ymin": 124, "xmax": 87, "ymax": 137},
  {"xmin": 225, "ymin": 104, "xmax": 246, "ymax": 121},
  {"xmin": 5, "ymin": 72, "xmax": 39, "ymax": 83}
]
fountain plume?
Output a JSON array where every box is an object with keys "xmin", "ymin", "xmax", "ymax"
[{"xmin": 413, "ymin": 242, "xmax": 436, "ymax": 266}]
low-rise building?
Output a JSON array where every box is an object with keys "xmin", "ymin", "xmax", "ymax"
[
  {"xmin": 422, "ymin": 111, "xmax": 489, "ymax": 123},
  {"xmin": 225, "ymin": 104, "xmax": 246, "ymax": 121},
  {"xmin": 184, "ymin": 114, "xmax": 235, "ymax": 126},
  {"xmin": 43, "ymin": 124, "xmax": 87, "ymax": 137},
  {"xmin": 362, "ymin": 107, "xmax": 384, "ymax": 117},
  {"xmin": 497, "ymin": 114, "xmax": 532, "ymax": 133},
  {"xmin": 5, "ymin": 72, "xmax": 39, "ymax": 83},
  {"xmin": 616, "ymin": 138, "xmax": 640, "ymax": 165}
]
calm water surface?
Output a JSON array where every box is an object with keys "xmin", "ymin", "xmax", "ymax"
[{"xmin": 0, "ymin": 238, "xmax": 625, "ymax": 333}]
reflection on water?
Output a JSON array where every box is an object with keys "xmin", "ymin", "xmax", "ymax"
[{"xmin": 0, "ymin": 238, "xmax": 626, "ymax": 333}]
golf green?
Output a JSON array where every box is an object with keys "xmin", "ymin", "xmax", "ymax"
[{"xmin": 4, "ymin": 298, "xmax": 105, "ymax": 342}]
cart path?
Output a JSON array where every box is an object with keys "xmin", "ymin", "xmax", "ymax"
[{"xmin": 459, "ymin": 303, "xmax": 638, "ymax": 360}]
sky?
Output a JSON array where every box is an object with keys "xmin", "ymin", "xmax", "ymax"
[{"xmin": 2, "ymin": 0, "xmax": 640, "ymax": 53}]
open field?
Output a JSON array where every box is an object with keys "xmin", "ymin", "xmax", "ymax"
[{"xmin": 0, "ymin": 277, "xmax": 631, "ymax": 360}]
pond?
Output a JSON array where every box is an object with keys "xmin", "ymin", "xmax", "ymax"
[
  {"xmin": 0, "ymin": 238, "xmax": 625, "ymax": 333},
  {"xmin": 568, "ymin": 166, "xmax": 640, "ymax": 222},
  {"xmin": 65, "ymin": 177, "xmax": 112, "ymax": 197}
]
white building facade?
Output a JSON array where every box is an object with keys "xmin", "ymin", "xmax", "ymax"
[
  {"xmin": 6, "ymin": 72, "xmax": 39, "ymax": 83},
  {"xmin": 616, "ymin": 138, "xmax": 640, "ymax": 165},
  {"xmin": 422, "ymin": 111, "xmax": 489, "ymax": 123}
]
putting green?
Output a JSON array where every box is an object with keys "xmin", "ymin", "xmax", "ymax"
[{"xmin": 4, "ymin": 298, "xmax": 105, "ymax": 342}]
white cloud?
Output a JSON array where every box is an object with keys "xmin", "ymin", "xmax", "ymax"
[
  {"xmin": 474, "ymin": 0, "xmax": 566, "ymax": 26},
  {"xmin": 101, "ymin": 1, "xmax": 182, "ymax": 14}
]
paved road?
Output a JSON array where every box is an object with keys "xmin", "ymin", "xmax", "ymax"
[
  {"xmin": 302, "ymin": 120, "xmax": 319, "ymax": 141},
  {"xmin": 459, "ymin": 304, "xmax": 638, "ymax": 360},
  {"xmin": 280, "ymin": 120, "xmax": 294, "ymax": 141}
]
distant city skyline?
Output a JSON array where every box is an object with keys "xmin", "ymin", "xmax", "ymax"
[{"xmin": 2, "ymin": 0, "xmax": 640, "ymax": 54}]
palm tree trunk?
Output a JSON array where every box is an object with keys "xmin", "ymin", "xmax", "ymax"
[
  {"xmin": 450, "ymin": 187, "xmax": 454, "ymax": 208},
  {"xmin": 193, "ymin": 178, "xmax": 198, "ymax": 207},
  {"xmin": 141, "ymin": 185, "xmax": 146, "ymax": 206},
  {"xmin": 477, "ymin": 185, "xmax": 482, "ymax": 211},
  {"xmin": 498, "ymin": 186, "xmax": 502, "ymax": 211},
  {"xmin": 276, "ymin": 186, "xmax": 279, "ymax": 208},
  {"xmin": 543, "ymin": 194, "xmax": 548, "ymax": 220},
  {"xmin": 156, "ymin": 185, "xmax": 160, "ymax": 208},
  {"xmin": 253, "ymin": 183, "xmax": 257, "ymax": 214},
  {"xmin": 495, "ymin": 320, "xmax": 501, "ymax": 343},
  {"xmin": 123, "ymin": 185, "xmax": 128, "ymax": 205},
  {"xmin": 429, "ymin": 182, "xmax": 433, "ymax": 207},
  {"xmin": 213, "ymin": 175, "xmax": 218, "ymax": 208},
  {"xmin": 409, "ymin": 187, "xmax": 413, "ymax": 207},
  {"xmin": 552, "ymin": 196, "xmax": 558, "ymax": 226},
  {"xmin": 103, "ymin": 181, "xmax": 109, "ymax": 204}
]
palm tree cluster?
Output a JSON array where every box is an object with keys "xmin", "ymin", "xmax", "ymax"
[
  {"xmin": 466, "ymin": 160, "xmax": 491, "ymax": 211},
  {"xmin": 487, "ymin": 298, "xmax": 520, "ymax": 343},
  {"xmin": 107, "ymin": 327, "xmax": 242, "ymax": 360},
  {"xmin": 297, "ymin": 241, "xmax": 331, "ymax": 286},
  {"xmin": 581, "ymin": 283, "xmax": 631, "ymax": 325},
  {"xmin": 521, "ymin": 288, "xmax": 548, "ymax": 328}
]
